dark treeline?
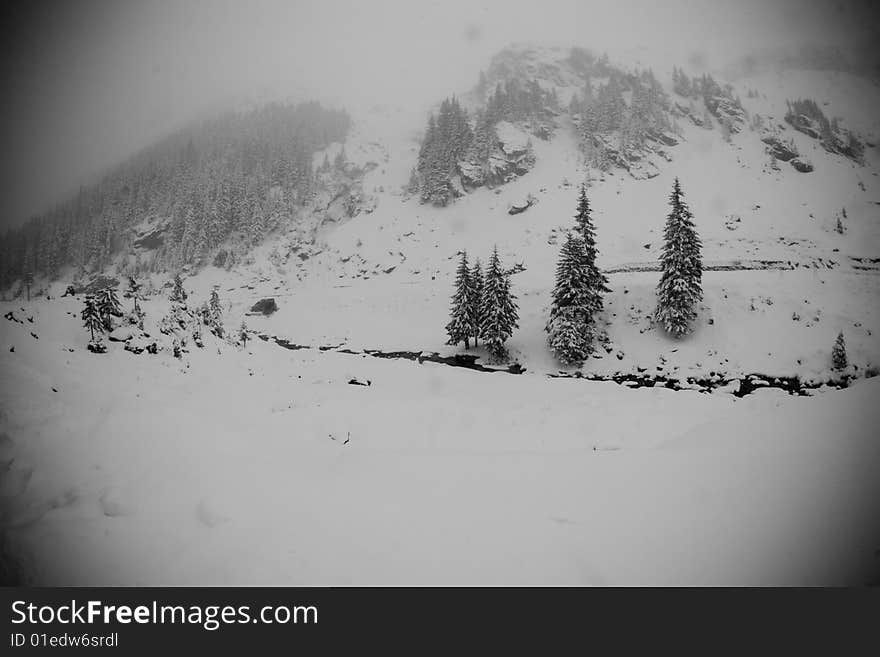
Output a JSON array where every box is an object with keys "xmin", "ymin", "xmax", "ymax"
[{"xmin": 0, "ymin": 101, "xmax": 351, "ymax": 290}]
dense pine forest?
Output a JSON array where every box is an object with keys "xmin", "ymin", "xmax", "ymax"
[{"xmin": 0, "ymin": 101, "xmax": 350, "ymax": 291}]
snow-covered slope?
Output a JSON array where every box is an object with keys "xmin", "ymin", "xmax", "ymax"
[{"xmin": 2, "ymin": 47, "xmax": 880, "ymax": 585}]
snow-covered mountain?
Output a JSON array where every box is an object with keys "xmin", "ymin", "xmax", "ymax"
[{"xmin": 2, "ymin": 44, "xmax": 879, "ymax": 585}]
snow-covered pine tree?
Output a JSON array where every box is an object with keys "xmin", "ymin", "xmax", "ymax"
[
  {"xmin": 81, "ymin": 295, "xmax": 103, "ymax": 342},
  {"xmin": 239, "ymin": 320, "xmax": 249, "ymax": 348},
  {"xmin": 654, "ymin": 178, "xmax": 703, "ymax": 337},
  {"xmin": 209, "ymin": 287, "xmax": 223, "ymax": 336},
  {"xmin": 469, "ymin": 258, "xmax": 484, "ymax": 347},
  {"xmin": 832, "ymin": 331, "xmax": 848, "ymax": 370},
  {"xmin": 479, "ymin": 246, "xmax": 519, "ymax": 358},
  {"xmin": 126, "ymin": 276, "xmax": 142, "ymax": 314},
  {"xmin": 445, "ymin": 251, "xmax": 475, "ymax": 349},
  {"xmin": 573, "ymin": 185, "xmax": 610, "ymax": 317},
  {"xmin": 96, "ymin": 286, "xmax": 122, "ymax": 330},
  {"xmin": 171, "ymin": 273, "xmax": 187, "ymax": 303},
  {"xmin": 547, "ymin": 232, "xmax": 593, "ymax": 363},
  {"xmin": 548, "ymin": 306, "xmax": 590, "ymax": 365}
]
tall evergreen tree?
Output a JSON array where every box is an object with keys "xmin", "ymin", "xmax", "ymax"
[
  {"xmin": 479, "ymin": 246, "xmax": 519, "ymax": 358},
  {"xmin": 469, "ymin": 258, "xmax": 484, "ymax": 347},
  {"xmin": 81, "ymin": 295, "xmax": 103, "ymax": 342},
  {"xmin": 654, "ymin": 178, "xmax": 702, "ymax": 337},
  {"xmin": 445, "ymin": 251, "xmax": 475, "ymax": 349},
  {"xmin": 209, "ymin": 287, "xmax": 224, "ymax": 337},
  {"xmin": 573, "ymin": 185, "xmax": 610, "ymax": 316},
  {"xmin": 96, "ymin": 286, "xmax": 122, "ymax": 330},
  {"xmin": 547, "ymin": 233, "xmax": 593, "ymax": 364}
]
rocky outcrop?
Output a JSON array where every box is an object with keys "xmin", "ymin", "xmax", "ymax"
[
  {"xmin": 508, "ymin": 195, "xmax": 537, "ymax": 215},
  {"xmin": 249, "ymin": 298, "xmax": 278, "ymax": 315},
  {"xmin": 761, "ymin": 134, "xmax": 799, "ymax": 162},
  {"xmin": 790, "ymin": 157, "xmax": 814, "ymax": 173},
  {"xmin": 786, "ymin": 113, "xmax": 822, "ymax": 140},
  {"xmin": 706, "ymin": 96, "xmax": 745, "ymax": 133}
]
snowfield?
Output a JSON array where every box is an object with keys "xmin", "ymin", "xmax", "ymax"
[
  {"xmin": 2, "ymin": 56, "xmax": 880, "ymax": 585},
  {"xmin": 2, "ymin": 297, "xmax": 879, "ymax": 585}
]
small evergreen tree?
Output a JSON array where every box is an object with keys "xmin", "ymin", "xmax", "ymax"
[
  {"xmin": 81, "ymin": 295, "xmax": 103, "ymax": 342},
  {"xmin": 469, "ymin": 258, "xmax": 484, "ymax": 347},
  {"xmin": 239, "ymin": 320, "xmax": 249, "ymax": 348},
  {"xmin": 127, "ymin": 276, "xmax": 142, "ymax": 314},
  {"xmin": 96, "ymin": 286, "xmax": 122, "ymax": 330},
  {"xmin": 171, "ymin": 273, "xmax": 187, "ymax": 302},
  {"xmin": 832, "ymin": 332, "xmax": 848, "ymax": 370},
  {"xmin": 655, "ymin": 178, "xmax": 703, "ymax": 337},
  {"xmin": 445, "ymin": 251, "xmax": 475, "ymax": 349},
  {"xmin": 479, "ymin": 246, "xmax": 519, "ymax": 358},
  {"xmin": 208, "ymin": 287, "xmax": 224, "ymax": 336}
]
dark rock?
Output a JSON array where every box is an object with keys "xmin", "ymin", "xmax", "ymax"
[
  {"xmin": 133, "ymin": 224, "xmax": 167, "ymax": 250},
  {"xmin": 348, "ymin": 378, "xmax": 371, "ymax": 386},
  {"xmin": 61, "ymin": 285, "xmax": 77, "ymax": 297},
  {"xmin": 508, "ymin": 195, "xmax": 536, "ymax": 215},
  {"xmin": 250, "ymin": 298, "xmax": 278, "ymax": 315},
  {"xmin": 761, "ymin": 135, "xmax": 798, "ymax": 162},
  {"xmin": 790, "ymin": 157, "xmax": 814, "ymax": 173}
]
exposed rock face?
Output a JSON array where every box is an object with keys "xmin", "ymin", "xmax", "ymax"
[
  {"xmin": 133, "ymin": 222, "xmax": 168, "ymax": 250},
  {"xmin": 761, "ymin": 134, "xmax": 799, "ymax": 162},
  {"xmin": 786, "ymin": 113, "xmax": 822, "ymax": 139},
  {"xmin": 785, "ymin": 112, "xmax": 864, "ymax": 162},
  {"xmin": 790, "ymin": 157, "xmax": 814, "ymax": 173},
  {"xmin": 706, "ymin": 96, "xmax": 746, "ymax": 133},
  {"xmin": 460, "ymin": 121, "xmax": 536, "ymax": 189},
  {"xmin": 249, "ymin": 298, "xmax": 278, "ymax": 315},
  {"xmin": 77, "ymin": 276, "xmax": 120, "ymax": 295}
]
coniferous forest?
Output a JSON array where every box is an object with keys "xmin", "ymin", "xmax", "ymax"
[{"xmin": 0, "ymin": 102, "xmax": 350, "ymax": 289}]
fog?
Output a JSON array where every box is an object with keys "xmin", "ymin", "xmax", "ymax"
[{"xmin": 1, "ymin": 0, "xmax": 877, "ymax": 227}]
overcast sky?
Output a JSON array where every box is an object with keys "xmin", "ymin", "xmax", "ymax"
[{"xmin": 1, "ymin": 0, "xmax": 877, "ymax": 228}]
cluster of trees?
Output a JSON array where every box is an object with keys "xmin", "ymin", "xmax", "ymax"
[
  {"xmin": 444, "ymin": 179, "xmax": 704, "ymax": 366},
  {"xmin": 1, "ymin": 102, "xmax": 351, "ymax": 291},
  {"xmin": 413, "ymin": 77, "xmax": 559, "ymax": 205},
  {"xmin": 81, "ymin": 272, "xmax": 228, "ymax": 353},
  {"xmin": 81, "ymin": 286, "xmax": 122, "ymax": 345},
  {"xmin": 415, "ymin": 97, "xmax": 473, "ymax": 206},
  {"xmin": 481, "ymin": 78, "xmax": 558, "ymax": 126},
  {"xmin": 445, "ymin": 247, "xmax": 520, "ymax": 358},
  {"xmin": 784, "ymin": 98, "xmax": 863, "ymax": 158},
  {"xmin": 571, "ymin": 69, "xmax": 672, "ymax": 170},
  {"xmin": 672, "ymin": 68, "xmax": 740, "ymax": 107}
]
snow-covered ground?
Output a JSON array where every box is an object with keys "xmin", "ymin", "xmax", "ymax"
[
  {"xmin": 2, "ymin": 296, "xmax": 879, "ymax": 585},
  {"xmin": 2, "ymin": 58, "xmax": 880, "ymax": 585}
]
